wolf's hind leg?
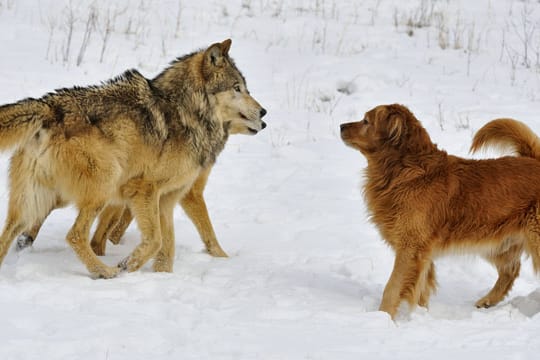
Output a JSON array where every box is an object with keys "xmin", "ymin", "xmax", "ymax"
[
  {"xmin": 15, "ymin": 221, "xmax": 43, "ymax": 251},
  {"xmin": 109, "ymin": 207, "xmax": 133, "ymax": 245},
  {"xmin": 476, "ymin": 240, "xmax": 522, "ymax": 308},
  {"xmin": 0, "ymin": 182, "xmax": 56, "ymax": 265},
  {"xmin": 90, "ymin": 204, "xmax": 126, "ymax": 256},
  {"xmin": 0, "ymin": 211, "xmax": 27, "ymax": 266},
  {"xmin": 16, "ymin": 196, "xmax": 66, "ymax": 251},
  {"xmin": 66, "ymin": 204, "xmax": 120, "ymax": 279}
]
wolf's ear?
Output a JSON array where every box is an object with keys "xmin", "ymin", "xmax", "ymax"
[
  {"xmin": 205, "ymin": 39, "xmax": 232, "ymax": 67},
  {"xmin": 221, "ymin": 39, "xmax": 232, "ymax": 56}
]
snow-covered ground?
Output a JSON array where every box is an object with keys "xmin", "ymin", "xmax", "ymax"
[{"xmin": 1, "ymin": 0, "xmax": 540, "ymax": 358}]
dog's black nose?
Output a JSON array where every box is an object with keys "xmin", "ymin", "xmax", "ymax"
[
  {"xmin": 260, "ymin": 108, "xmax": 267, "ymax": 118},
  {"xmin": 340, "ymin": 123, "xmax": 347, "ymax": 131},
  {"xmin": 261, "ymin": 121, "xmax": 267, "ymax": 129}
]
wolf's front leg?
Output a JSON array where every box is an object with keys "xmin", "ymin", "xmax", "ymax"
[
  {"xmin": 119, "ymin": 179, "xmax": 161, "ymax": 272},
  {"xmin": 180, "ymin": 167, "xmax": 227, "ymax": 257},
  {"xmin": 153, "ymin": 189, "xmax": 183, "ymax": 272}
]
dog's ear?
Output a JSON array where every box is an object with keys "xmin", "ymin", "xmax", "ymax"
[
  {"xmin": 386, "ymin": 104, "xmax": 434, "ymax": 153},
  {"xmin": 388, "ymin": 114, "xmax": 404, "ymax": 145},
  {"xmin": 384, "ymin": 105, "xmax": 407, "ymax": 146},
  {"xmin": 204, "ymin": 39, "xmax": 232, "ymax": 67}
]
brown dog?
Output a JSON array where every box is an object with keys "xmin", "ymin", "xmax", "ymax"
[{"xmin": 340, "ymin": 104, "xmax": 540, "ymax": 319}]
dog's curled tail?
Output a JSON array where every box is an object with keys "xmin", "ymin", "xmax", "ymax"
[
  {"xmin": 0, "ymin": 98, "xmax": 52, "ymax": 151},
  {"xmin": 470, "ymin": 118, "xmax": 540, "ymax": 160}
]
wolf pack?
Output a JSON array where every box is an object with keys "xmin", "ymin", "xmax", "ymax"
[{"xmin": 1, "ymin": 39, "xmax": 539, "ymax": 319}]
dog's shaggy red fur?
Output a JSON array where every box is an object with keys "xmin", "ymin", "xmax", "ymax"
[{"xmin": 340, "ymin": 104, "xmax": 540, "ymax": 319}]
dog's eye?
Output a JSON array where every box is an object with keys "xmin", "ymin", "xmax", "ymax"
[
  {"xmin": 234, "ymin": 84, "xmax": 241, "ymax": 92},
  {"xmin": 362, "ymin": 118, "xmax": 369, "ymax": 125}
]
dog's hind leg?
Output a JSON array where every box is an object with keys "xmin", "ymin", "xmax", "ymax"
[
  {"xmin": 66, "ymin": 204, "xmax": 120, "ymax": 279},
  {"xmin": 180, "ymin": 167, "xmax": 227, "ymax": 257},
  {"xmin": 379, "ymin": 246, "xmax": 432, "ymax": 319},
  {"xmin": 525, "ymin": 209, "xmax": 540, "ymax": 274},
  {"xmin": 476, "ymin": 241, "xmax": 522, "ymax": 308},
  {"xmin": 153, "ymin": 189, "xmax": 183, "ymax": 273},
  {"xmin": 90, "ymin": 204, "xmax": 126, "ymax": 256}
]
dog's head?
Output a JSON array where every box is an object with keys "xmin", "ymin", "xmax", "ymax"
[
  {"xmin": 203, "ymin": 39, "xmax": 267, "ymax": 135},
  {"xmin": 340, "ymin": 104, "xmax": 433, "ymax": 156}
]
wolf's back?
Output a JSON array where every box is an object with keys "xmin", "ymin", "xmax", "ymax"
[
  {"xmin": 470, "ymin": 118, "xmax": 540, "ymax": 160},
  {"xmin": 0, "ymin": 98, "xmax": 52, "ymax": 150}
]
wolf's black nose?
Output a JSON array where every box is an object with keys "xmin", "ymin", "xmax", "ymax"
[{"xmin": 260, "ymin": 108, "xmax": 267, "ymax": 118}]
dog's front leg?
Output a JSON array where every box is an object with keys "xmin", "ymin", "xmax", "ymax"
[{"xmin": 379, "ymin": 247, "xmax": 431, "ymax": 319}]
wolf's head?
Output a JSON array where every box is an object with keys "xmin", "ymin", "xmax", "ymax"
[{"xmin": 202, "ymin": 39, "xmax": 267, "ymax": 135}]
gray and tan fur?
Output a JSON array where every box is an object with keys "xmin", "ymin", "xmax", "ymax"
[{"xmin": 0, "ymin": 39, "xmax": 266, "ymax": 278}]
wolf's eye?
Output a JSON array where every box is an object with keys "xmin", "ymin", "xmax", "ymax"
[
  {"xmin": 362, "ymin": 118, "xmax": 369, "ymax": 125},
  {"xmin": 234, "ymin": 84, "xmax": 241, "ymax": 92}
]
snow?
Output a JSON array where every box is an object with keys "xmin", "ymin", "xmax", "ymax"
[{"xmin": 1, "ymin": 0, "xmax": 540, "ymax": 358}]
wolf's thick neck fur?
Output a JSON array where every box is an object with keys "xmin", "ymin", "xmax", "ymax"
[{"xmin": 150, "ymin": 51, "xmax": 229, "ymax": 167}]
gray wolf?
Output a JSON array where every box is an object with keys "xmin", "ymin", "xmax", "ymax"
[
  {"xmin": 340, "ymin": 104, "xmax": 540, "ymax": 319},
  {"xmin": 16, "ymin": 131, "xmax": 249, "ymax": 258},
  {"xmin": 0, "ymin": 39, "xmax": 266, "ymax": 278}
]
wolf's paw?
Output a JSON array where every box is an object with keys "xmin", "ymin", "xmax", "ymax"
[
  {"xmin": 90, "ymin": 265, "xmax": 121, "ymax": 279},
  {"xmin": 118, "ymin": 256, "xmax": 143, "ymax": 272},
  {"xmin": 208, "ymin": 247, "xmax": 228, "ymax": 258},
  {"xmin": 118, "ymin": 256, "xmax": 130, "ymax": 271},
  {"xmin": 153, "ymin": 259, "xmax": 173, "ymax": 273},
  {"xmin": 15, "ymin": 233, "xmax": 34, "ymax": 252}
]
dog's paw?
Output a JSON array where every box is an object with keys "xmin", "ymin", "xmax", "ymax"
[
  {"xmin": 475, "ymin": 297, "xmax": 495, "ymax": 309},
  {"xmin": 15, "ymin": 233, "xmax": 34, "ymax": 252}
]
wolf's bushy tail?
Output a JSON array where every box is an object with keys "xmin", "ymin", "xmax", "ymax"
[
  {"xmin": 470, "ymin": 118, "xmax": 540, "ymax": 160},
  {"xmin": 0, "ymin": 98, "xmax": 51, "ymax": 151}
]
